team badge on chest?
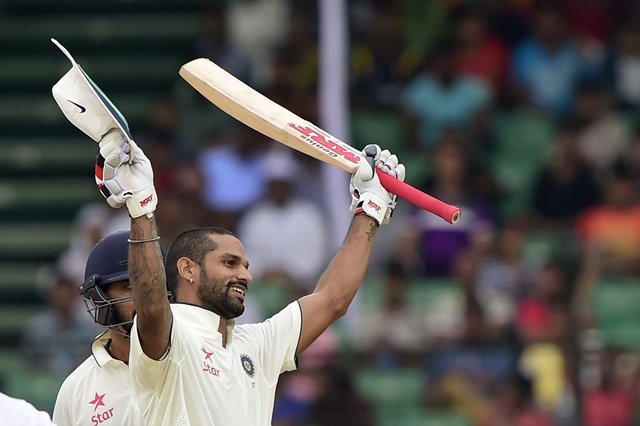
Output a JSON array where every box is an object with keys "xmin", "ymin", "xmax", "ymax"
[{"xmin": 240, "ymin": 354, "xmax": 255, "ymax": 378}]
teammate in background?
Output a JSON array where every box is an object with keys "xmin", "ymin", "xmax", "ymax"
[
  {"xmin": 0, "ymin": 392, "xmax": 55, "ymax": 425},
  {"xmin": 95, "ymin": 131, "xmax": 404, "ymax": 425},
  {"xmin": 53, "ymin": 231, "xmax": 146, "ymax": 425}
]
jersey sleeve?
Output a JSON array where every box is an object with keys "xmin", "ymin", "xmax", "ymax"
[
  {"xmin": 129, "ymin": 314, "xmax": 182, "ymax": 391},
  {"xmin": 252, "ymin": 301, "xmax": 302, "ymax": 384}
]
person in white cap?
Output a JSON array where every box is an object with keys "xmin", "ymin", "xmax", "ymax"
[
  {"xmin": 238, "ymin": 148, "xmax": 329, "ymax": 289},
  {"xmin": 52, "ymin": 40, "xmax": 406, "ymax": 426},
  {"xmin": 0, "ymin": 392, "xmax": 55, "ymax": 425}
]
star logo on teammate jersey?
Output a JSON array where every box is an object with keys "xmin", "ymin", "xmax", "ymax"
[
  {"xmin": 89, "ymin": 392, "xmax": 106, "ymax": 411},
  {"xmin": 201, "ymin": 346, "xmax": 214, "ymax": 361}
]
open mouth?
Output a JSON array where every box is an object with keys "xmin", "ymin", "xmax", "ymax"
[{"xmin": 229, "ymin": 284, "xmax": 246, "ymax": 301}]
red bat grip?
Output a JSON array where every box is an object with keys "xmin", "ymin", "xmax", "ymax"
[{"xmin": 377, "ymin": 172, "xmax": 461, "ymax": 224}]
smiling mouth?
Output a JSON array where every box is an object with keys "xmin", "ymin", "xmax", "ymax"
[{"xmin": 229, "ymin": 285, "xmax": 246, "ymax": 299}]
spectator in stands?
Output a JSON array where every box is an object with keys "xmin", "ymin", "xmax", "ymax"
[
  {"xmin": 274, "ymin": 330, "xmax": 374, "ymax": 426},
  {"xmin": 573, "ymin": 83, "xmax": 631, "ymax": 178},
  {"xmin": 56, "ymin": 202, "xmax": 129, "ymax": 285},
  {"xmin": 177, "ymin": 4, "xmax": 253, "ymax": 144},
  {"xmin": 353, "ymin": 261, "xmax": 431, "ymax": 368},
  {"xmin": 575, "ymin": 162, "xmax": 640, "ymax": 276},
  {"xmin": 22, "ymin": 266, "xmax": 101, "ymax": 375},
  {"xmin": 455, "ymin": 10, "xmax": 510, "ymax": 97},
  {"xmin": 479, "ymin": 375, "xmax": 553, "ymax": 426},
  {"xmin": 198, "ymin": 126, "xmax": 271, "ymax": 231},
  {"xmin": 531, "ymin": 121, "xmax": 600, "ymax": 230},
  {"xmin": 194, "ymin": 4, "xmax": 252, "ymax": 84},
  {"xmin": 606, "ymin": 22, "xmax": 640, "ymax": 109},
  {"xmin": 401, "ymin": 39, "xmax": 492, "ymax": 149},
  {"xmin": 227, "ymin": 0, "xmax": 290, "ymax": 86},
  {"xmin": 582, "ymin": 348, "xmax": 638, "ymax": 426},
  {"xmin": 516, "ymin": 261, "xmax": 570, "ymax": 345},
  {"xmin": 510, "ymin": 4, "xmax": 598, "ymax": 116},
  {"xmin": 474, "ymin": 220, "xmax": 541, "ymax": 331},
  {"xmin": 399, "ymin": 131, "xmax": 495, "ymax": 277},
  {"xmin": 350, "ymin": 5, "xmax": 414, "ymax": 109},
  {"xmin": 237, "ymin": 149, "xmax": 328, "ymax": 289}
]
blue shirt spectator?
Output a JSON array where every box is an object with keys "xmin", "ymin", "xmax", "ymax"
[
  {"xmin": 510, "ymin": 5, "xmax": 603, "ymax": 116},
  {"xmin": 401, "ymin": 40, "xmax": 491, "ymax": 148}
]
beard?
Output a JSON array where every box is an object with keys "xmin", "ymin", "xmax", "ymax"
[{"xmin": 198, "ymin": 268, "xmax": 245, "ymax": 319}]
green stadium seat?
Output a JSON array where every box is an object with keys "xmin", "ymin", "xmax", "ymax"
[
  {"xmin": 355, "ymin": 367, "xmax": 426, "ymax": 424},
  {"xmin": 0, "ymin": 138, "xmax": 95, "ymax": 176},
  {"xmin": 350, "ymin": 111, "xmax": 429, "ymax": 183},
  {"xmin": 0, "ymin": 263, "xmax": 42, "ymax": 303},
  {"xmin": 406, "ymin": 278, "xmax": 458, "ymax": 309},
  {"xmin": 4, "ymin": 368, "xmax": 66, "ymax": 413},
  {"xmin": 0, "ymin": 15, "xmax": 201, "ymax": 53},
  {"xmin": 0, "ymin": 305, "xmax": 42, "ymax": 348},
  {"xmin": 595, "ymin": 278, "xmax": 640, "ymax": 350},
  {"xmin": 246, "ymin": 280, "xmax": 292, "ymax": 319},
  {"xmin": 490, "ymin": 111, "xmax": 556, "ymax": 220},
  {"xmin": 351, "ymin": 111, "xmax": 407, "ymax": 153},
  {"xmin": 4, "ymin": 0, "xmax": 215, "ymax": 15},
  {"xmin": 0, "ymin": 94, "xmax": 154, "ymax": 133},
  {"xmin": 355, "ymin": 367, "xmax": 425, "ymax": 404},
  {"xmin": 0, "ymin": 223, "xmax": 71, "ymax": 261},
  {"xmin": 0, "ymin": 54, "xmax": 188, "ymax": 94},
  {"xmin": 0, "ymin": 179, "xmax": 97, "ymax": 222}
]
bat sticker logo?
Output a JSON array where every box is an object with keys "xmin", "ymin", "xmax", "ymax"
[{"xmin": 288, "ymin": 123, "xmax": 360, "ymax": 164}]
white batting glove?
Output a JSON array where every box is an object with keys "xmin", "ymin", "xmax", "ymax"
[
  {"xmin": 349, "ymin": 144, "xmax": 405, "ymax": 226},
  {"xmin": 95, "ymin": 130, "xmax": 157, "ymax": 218}
]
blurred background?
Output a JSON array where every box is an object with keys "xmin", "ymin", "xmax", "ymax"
[{"xmin": 1, "ymin": 0, "xmax": 640, "ymax": 425}]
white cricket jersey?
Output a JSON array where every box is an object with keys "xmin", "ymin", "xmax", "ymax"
[
  {"xmin": 53, "ymin": 331, "xmax": 141, "ymax": 426},
  {"xmin": 0, "ymin": 392, "xmax": 54, "ymax": 425},
  {"xmin": 130, "ymin": 301, "xmax": 302, "ymax": 426}
]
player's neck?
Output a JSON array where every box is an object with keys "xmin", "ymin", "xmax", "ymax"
[
  {"xmin": 107, "ymin": 330, "xmax": 130, "ymax": 364},
  {"xmin": 218, "ymin": 318, "xmax": 228, "ymax": 347}
]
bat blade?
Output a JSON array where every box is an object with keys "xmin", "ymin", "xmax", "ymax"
[{"xmin": 179, "ymin": 58, "xmax": 461, "ymax": 224}]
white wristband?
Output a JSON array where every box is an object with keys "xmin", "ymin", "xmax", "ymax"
[
  {"xmin": 126, "ymin": 186, "xmax": 157, "ymax": 218},
  {"xmin": 353, "ymin": 192, "xmax": 387, "ymax": 226}
]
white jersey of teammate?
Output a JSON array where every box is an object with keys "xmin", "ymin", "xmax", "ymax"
[
  {"xmin": 53, "ymin": 332, "xmax": 141, "ymax": 426},
  {"xmin": 0, "ymin": 392, "xmax": 54, "ymax": 425},
  {"xmin": 130, "ymin": 301, "xmax": 302, "ymax": 426}
]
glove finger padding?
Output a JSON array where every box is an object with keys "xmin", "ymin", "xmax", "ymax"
[
  {"xmin": 94, "ymin": 133, "xmax": 157, "ymax": 218},
  {"xmin": 95, "ymin": 150, "xmax": 125, "ymax": 208},
  {"xmin": 349, "ymin": 144, "xmax": 404, "ymax": 226}
]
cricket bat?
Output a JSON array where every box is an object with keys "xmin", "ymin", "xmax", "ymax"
[{"xmin": 179, "ymin": 58, "xmax": 461, "ymax": 224}]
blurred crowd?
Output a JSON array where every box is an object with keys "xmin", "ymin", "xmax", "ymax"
[{"xmin": 25, "ymin": 0, "xmax": 640, "ymax": 425}]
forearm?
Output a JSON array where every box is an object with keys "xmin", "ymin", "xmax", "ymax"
[
  {"xmin": 313, "ymin": 215, "xmax": 377, "ymax": 314},
  {"xmin": 129, "ymin": 215, "xmax": 172, "ymax": 358}
]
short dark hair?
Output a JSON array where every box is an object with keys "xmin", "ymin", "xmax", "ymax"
[{"xmin": 165, "ymin": 227, "xmax": 237, "ymax": 295}]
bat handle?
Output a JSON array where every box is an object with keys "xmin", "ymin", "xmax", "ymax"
[{"xmin": 377, "ymin": 171, "xmax": 461, "ymax": 224}]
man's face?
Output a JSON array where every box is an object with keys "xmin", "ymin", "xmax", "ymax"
[
  {"xmin": 198, "ymin": 234, "xmax": 252, "ymax": 319},
  {"xmin": 104, "ymin": 280, "xmax": 135, "ymax": 333}
]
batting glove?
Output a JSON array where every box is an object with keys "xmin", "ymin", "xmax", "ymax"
[
  {"xmin": 95, "ymin": 130, "xmax": 157, "ymax": 218},
  {"xmin": 349, "ymin": 144, "xmax": 405, "ymax": 226}
]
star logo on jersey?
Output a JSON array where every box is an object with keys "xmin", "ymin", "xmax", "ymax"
[
  {"xmin": 201, "ymin": 346, "xmax": 214, "ymax": 361},
  {"xmin": 201, "ymin": 345, "xmax": 220, "ymax": 378},
  {"xmin": 89, "ymin": 392, "xmax": 106, "ymax": 411}
]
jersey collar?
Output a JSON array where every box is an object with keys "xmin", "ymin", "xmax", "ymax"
[
  {"xmin": 171, "ymin": 303, "xmax": 236, "ymax": 344},
  {"xmin": 91, "ymin": 330, "xmax": 120, "ymax": 367}
]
